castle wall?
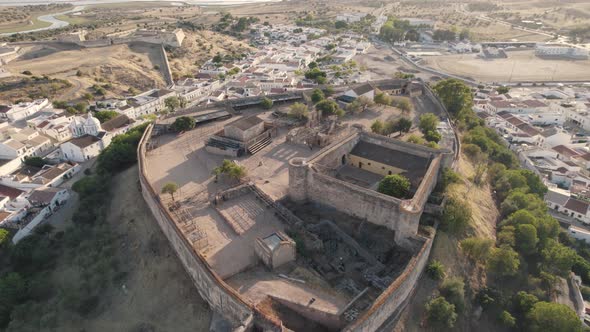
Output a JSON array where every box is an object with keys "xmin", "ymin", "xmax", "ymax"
[
  {"xmin": 344, "ymin": 234, "xmax": 433, "ymax": 332},
  {"xmin": 137, "ymin": 125, "xmax": 255, "ymax": 328}
]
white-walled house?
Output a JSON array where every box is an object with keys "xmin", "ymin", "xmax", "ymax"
[
  {"xmin": 60, "ymin": 135, "xmax": 105, "ymax": 162},
  {"xmin": 343, "ymin": 83, "xmax": 375, "ymax": 100},
  {"xmin": 0, "ymin": 99, "xmax": 50, "ymax": 122}
]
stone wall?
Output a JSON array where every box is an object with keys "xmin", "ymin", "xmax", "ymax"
[
  {"xmin": 289, "ymin": 131, "xmax": 445, "ymax": 244},
  {"xmin": 343, "ymin": 234, "xmax": 434, "ymax": 332},
  {"xmin": 137, "ymin": 125, "xmax": 257, "ymax": 329}
]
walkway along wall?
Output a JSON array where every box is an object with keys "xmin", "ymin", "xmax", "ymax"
[{"xmin": 137, "ymin": 124, "xmax": 262, "ymax": 330}]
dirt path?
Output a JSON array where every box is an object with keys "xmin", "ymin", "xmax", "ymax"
[{"xmin": 55, "ymin": 167, "xmax": 212, "ymax": 332}]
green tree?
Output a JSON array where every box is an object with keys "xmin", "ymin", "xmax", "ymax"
[
  {"xmin": 513, "ymin": 291, "xmax": 539, "ymax": 317},
  {"xmin": 0, "ymin": 229, "xmax": 8, "ymax": 249},
  {"xmin": 374, "ymin": 91, "xmax": 392, "ymax": 105},
  {"xmin": 165, "ymin": 96, "xmax": 181, "ymax": 112},
  {"xmin": 311, "ymin": 88, "xmax": 325, "ymax": 103},
  {"xmin": 261, "ymin": 97, "xmax": 273, "ymax": 109},
  {"xmin": 424, "ymin": 130, "xmax": 442, "ymax": 143},
  {"xmin": 460, "ymin": 237, "xmax": 493, "ymax": 262},
  {"xmin": 82, "ymin": 92, "xmax": 94, "ymax": 101},
  {"xmin": 419, "ymin": 113, "xmax": 439, "ymax": 134},
  {"xmin": 541, "ymin": 240, "xmax": 577, "ymax": 277},
  {"xmin": 94, "ymin": 110, "xmax": 119, "ymax": 123},
  {"xmin": 516, "ymin": 224, "xmax": 539, "ymax": 255},
  {"xmin": 23, "ymin": 156, "xmax": 48, "ymax": 168},
  {"xmin": 498, "ymin": 225, "xmax": 516, "ymax": 247},
  {"xmin": 488, "ymin": 245, "xmax": 520, "ymax": 277},
  {"xmin": 397, "ymin": 117, "xmax": 412, "ymax": 133},
  {"xmin": 371, "ymin": 119, "xmax": 384, "ymax": 134},
  {"xmin": 425, "ymin": 297, "xmax": 457, "ymax": 328},
  {"xmin": 213, "ymin": 160, "xmax": 247, "ymax": 180},
  {"xmin": 407, "ymin": 134, "xmax": 426, "ymax": 145},
  {"xmin": 392, "ymin": 97, "xmax": 413, "ymax": 113},
  {"xmin": 440, "ymin": 277, "xmax": 465, "ymax": 311},
  {"xmin": 161, "ymin": 182, "xmax": 179, "ymax": 202},
  {"xmin": 377, "ymin": 174, "xmax": 411, "ymax": 198},
  {"xmin": 499, "ymin": 310, "xmax": 516, "ymax": 328},
  {"xmin": 442, "ymin": 197, "xmax": 472, "ymax": 234},
  {"xmin": 426, "ymin": 260, "xmax": 445, "ymax": 280},
  {"xmin": 74, "ymin": 102, "xmax": 87, "ymax": 113},
  {"xmin": 526, "ymin": 302, "xmax": 583, "ymax": 332},
  {"xmin": 433, "ymin": 79, "xmax": 473, "ymax": 119},
  {"xmin": 288, "ymin": 102, "xmax": 309, "ymax": 120},
  {"xmin": 170, "ymin": 116, "xmax": 196, "ymax": 132},
  {"xmin": 334, "ymin": 20, "xmax": 348, "ymax": 29},
  {"xmin": 496, "ymin": 86, "xmax": 510, "ymax": 94},
  {"xmin": 316, "ymin": 100, "xmax": 342, "ymax": 116}
]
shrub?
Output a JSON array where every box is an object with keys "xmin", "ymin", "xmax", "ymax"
[
  {"xmin": 460, "ymin": 237, "xmax": 493, "ymax": 262},
  {"xmin": 440, "ymin": 277, "xmax": 465, "ymax": 312},
  {"xmin": 261, "ymin": 97, "xmax": 273, "ymax": 109},
  {"xmin": 426, "ymin": 260, "xmax": 445, "ymax": 280},
  {"xmin": 425, "ymin": 296, "xmax": 457, "ymax": 328},
  {"xmin": 441, "ymin": 197, "xmax": 472, "ymax": 234},
  {"xmin": 311, "ymin": 88, "xmax": 325, "ymax": 103}
]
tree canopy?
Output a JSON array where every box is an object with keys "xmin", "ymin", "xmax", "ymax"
[
  {"xmin": 170, "ymin": 116, "xmax": 196, "ymax": 132},
  {"xmin": 526, "ymin": 302, "xmax": 583, "ymax": 332},
  {"xmin": 377, "ymin": 174, "xmax": 411, "ymax": 198}
]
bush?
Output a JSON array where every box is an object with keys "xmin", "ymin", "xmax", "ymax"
[
  {"xmin": 441, "ymin": 197, "xmax": 472, "ymax": 234},
  {"xmin": 440, "ymin": 277, "xmax": 465, "ymax": 312},
  {"xmin": 316, "ymin": 99, "xmax": 342, "ymax": 116},
  {"xmin": 425, "ymin": 296, "xmax": 457, "ymax": 328},
  {"xmin": 261, "ymin": 97, "xmax": 273, "ymax": 109},
  {"xmin": 460, "ymin": 237, "xmax": 493, "ymax": 262},
  {"xmin": 426, "ymin": 260, "xmax": 445, "ymax": 280}
]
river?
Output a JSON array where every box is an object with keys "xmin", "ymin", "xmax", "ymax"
[{"xmin": 1, "ymin": 0, "xmax": 277, "ymax": 35}]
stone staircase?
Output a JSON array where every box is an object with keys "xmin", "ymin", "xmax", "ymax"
[{"xmin": 247, "ymin": 136, "xmax": 272, "ymax": 155}]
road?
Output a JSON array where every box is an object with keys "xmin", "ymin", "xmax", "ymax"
[{"xmin": 38, "ymin": 158, "xmax": 96, "ymax": 231}]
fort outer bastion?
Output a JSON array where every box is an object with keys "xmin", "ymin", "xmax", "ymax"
[{"xmin": 289, "ymin": 130, "xmax": 453, "ymax": 245}]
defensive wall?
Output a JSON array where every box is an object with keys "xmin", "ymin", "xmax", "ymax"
[
  {"xmin": 137, "ymin": 124, "xmax": 277, "ymax": 331},
  {"xmin": 289, "ymin": 130, "xmax": 451, "ymax": 244},
  {"xmin": 137, "ymin": 80, "xmax": 454, "ymax": 331}
]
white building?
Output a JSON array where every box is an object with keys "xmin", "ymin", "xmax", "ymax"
[
  {"xmin": 0, "ymin": 99, "xmax": 50, "ymax": 122},
  {"xmin": 60, "ymin": 135, "xmax": 105, "ymax": 162},
  {"xmin": 535, "ymin": 43, "xmax": 589, "ymax": 60}
]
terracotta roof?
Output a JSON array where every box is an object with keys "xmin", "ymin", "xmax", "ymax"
[
  {"xmin": 564, "ymin": 198, "xmax": 589, "ymax": 215},
  {"xmin": 0, "ymin": 105, "xmax": 11, "ymax": 114},
  {"xmin": 522, "ymin": 99, "xmax": 547, "ymax": 108},
  {"xmin": 28, "ymin": 187, "xmax": 63, "ymax": 205},
  {"xmin": 0, "ymin": 184, "xmax": 24, "ymax": 200},
  {"xmin": 552, "ymin": 145, "xmax": 581, "ymax": 158},
  {"xmin": 66, "ymin": 135, "xmax": 100, "ymax": 149},
  {"xmin": 101, "ymin": 114, "xmax": 134, "ymax": 132}
]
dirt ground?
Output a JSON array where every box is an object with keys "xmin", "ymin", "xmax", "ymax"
[
  {"xmin": 422, "ymin": 49, "xmax": 590, "ymax": 82},
  {"xmin": 53, "ymin": 167, "xmax": 211, "ymax": 332},
  {"xmin": 393, "ymin": 154, "xmax": 501, "ymax": 332},
  {"xmin": 5, "ymin": 43, "xmax": 166, "ymax": 100}
]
